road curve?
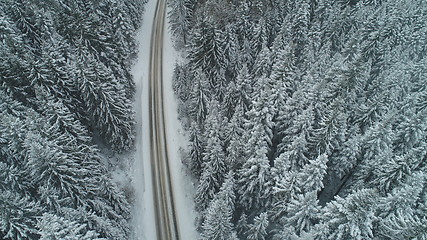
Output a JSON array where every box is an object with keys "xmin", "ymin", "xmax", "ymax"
[{"xmin": 148, "ymin": 0, "xmax": 180, "ymax": 239}]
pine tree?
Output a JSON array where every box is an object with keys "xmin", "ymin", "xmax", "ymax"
[
  {"xmin": 0, "ymin": 15, "xmax": 33, "ymax": 104},
  {"xmin": 0, "ymin": 190, "xmax": 42, "ymax": 240},
  {"xmin": 291, "ymin": 0, "xmax": 311, "ymax": 64},
  {"xmin": 195, "ymin": 163, "xmax": 218, "ymax": 213},
  {"xmin": 74, "ymin": 46, "xmax": 134, "ymax": 151},
  {"xmin": 252, "ymin": 44, "xmax": 272, "ymax": 78},
  {"xmin": 354, "ymin": 94, "xmax": 387, "ymax": 133},
  {"xmin": 172, "ymin": 64, "xmax": 192, "ymax": 104},
  {"xmin": 270, "ymin": 152, "xmax": 301, "ymax": 220},
  {"xmin": 237, "ymin": 149, "xmax": 271, "ymax": 211},
  {"xmin": 37, "ymin": 213, "xmax": 100, "ymax": 240},
  {"xmin": 202, "ymin": 102, "xmax": 228, "ymax": 182},
  {"xmin": 246, "ymin": 212, "xmax": 269, "ymax": 240},
  {"xmin": 331, "ymin": 131, "xmax": 361, "ymax": 178},
  {"xmin": 236, "ymin": 213, "xmax": 247, "ymax": 238},
  {"xmin": 271, "ymin": 226, "xmax": 301, "ymax": 240},
  {"xmin": 168, "ymin": 0, "xmax": 193, "ymax": 46},
  {"xmin": 269, "ymin": 46, "xmax": 296, "ymax": 98},
  {"xmin": 188, "ymin": 69, "xmax": 210, "ymax": 124},
  {"xmin": 24, "ymin": 132, "xmax": 88, "ymax": 204},
  {"xmin": 229, "ymin": 65, "xmax": 254, "ymax": 114},
  {"xmin": 276, "ymin": 87, "xmax": 316, "ymax": 161},
  {"xmin": 195, "ymin": 103, "xmax": 227, "ymax": 211},
  {"xmin": 225, "ymin": 104, "xmax": 246, "ymax": 169},
  {"xmin": 237, "ymin": 97, "xmax": 274, "ymax": 210},
  {"xmin": 377, "ymin": 171, "xmax": 426, "ymax": 220},
  {"xmin": 311, "ymin": 98, "xmax": 348, "ymax": 154},
  {"xmin": 251, "ymin": 18, "xmax": 269, "ymax": 54},
  {"xmin": 298, "ymin": 153, "xmax": 328, "ymax": 193},
  {"xmin": 221, "ymin": 23, "xmax": 239, "ymax": 75},
  {"xmin": 188, "ymin": 17, "xmax": 224, "ymax": 83},
  {"xmin": 185, "ymin": 123, "xmax": 205, "ymax": 178},
  {"xmin": 285, "ymin": 191, "xmax": 320, "ymax": 235},
  {"xmin": 378, "ymin": 208, "xmax": 427, "ymax": 240},
  {"xmin": 201, "ymin": 172, "xmax": 238, "ymax": 240},
  {"xmin": 201, "ymin": 199, "xmax": 238, "ymax": 240},
  {"xmin": 320, "ymin": 189, "xmax": 379, "ymax": 240},
  {"xmin": 394, "ymin": 108, "xmax": 427, "ymax": 153}
]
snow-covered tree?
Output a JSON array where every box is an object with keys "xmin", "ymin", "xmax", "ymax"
[
  {"xmin": 0, "ymin": 1, "xmax": 142, "ymax": 238},
  {"xmin": 319, "ymin": 189, "xmax": 379, "ymax": 240},
  {"xmin": 378, "ymin": 208, "xmax": 427, "ymax": 240},
  {"xmin": 298, "ymin": 153, "xmax": 329, "ymax": 193},
  {"xmin": 37, "ymin": 213, "xmax": 100, "ymax": 240},
  {"xmin": 185, "ymin": 123, "xmax": 205, "ymax": 178},
  {"xmin": 201, "ymin": 172, "xmax": 238, "ymax": 240},
  {"xmin": 195, "ymin": 103, "xmax": 227, "ymax": 211},
  {"xmin": 188, "ymin": 69, "xmax": 210, "ymax": 124},
  {"xmin": 246, "ymin": 212, "xmax": 269, "ymax": 240},
  {"xmin": 285, "ymin": 191, "xmax": 320, "ymax": 235},
  {"xmin": 237, "ymin": 133, "xmax": 271, "ymax": 211},
  {"xmin": 74, "ymin": 46, "xmax": 134, "ymax": 151},
  {"xmin": 171, "ymin": 0, "xmax": 427, "ymax": 238},
  {"xmin": 168, "ymin": 0, "xmax": 194, "ymax": 46},
  {"xmin": 0, "ymin": 190, "xmax": 42, "ymax": 240}
]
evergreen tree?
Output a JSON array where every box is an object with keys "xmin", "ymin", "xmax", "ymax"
[
  {"xmin": 285, "ymin": 191, "xmax": 320, "ymax": 235},
  {"xmin": 311, "ymin": 98, "xmax": 347, "ymax": 154},
  {"xmin": 201, "ymin": 172, "xmax": 238, "ymax": 240},
  {"xmin": 221, "ymin": 23, "xmax": 239, "ymax": 75},
  {"xmin": 168, "ymin": 0, "xmax": 193, "ymax": 46},
  {"xmin": 236, "ymin": 213, "xmax": 248, "ymax": 238},
  {"xmin": 201, "ymin": 199, "xmax": 238, "ymax": 240},
  {"xmin": 246, "ymin": 212, "xmax": 269, "ymax": 240},
  {"xmin": 37, "ymin": 213, "xmax": 100, "ymax": 240},
  {"xmin": 188, "ymin": 69, "xmax": 210, "ymax": 124},
  {"xmin": 172, "ymin": 0, "xmax": 427, "ymax": 238},
  {"xmin": 0, "ymin": 1, "xmax": 143, "ymax": 238},
  {"xmin": 252, "ymin": 45, "xmax": 272, "ymax": 78},
  {"xmin": 298, "ymin": 153, "xmax": 328, "ymax": 193},
  {"xmin": 188, "ymin": 16, "xmax": 224, "ymax": 83},
  {"xmin": 195, "ymin": 103, "xmax": 227, "ymax": 211},
  {"xmin": 290, "ymin": 0, "xmax": 311, "ymax": 64},
  {"xmin": 379, "ymin": 208, "xmax": 427, "ymax": 240},
  {"xmin": 0, "ymin": 190, "xmax": 42, "ymax": 239},
  {"xmin": 319, "ymin": 189, "xmax": 378, "ymax": 240},
  {"xmin": 237, "ymin": 97, "xmax": 273, "ymax": 210},
  {"xmin": 270, "ymin": 153, "xmax": 301, "ymax": 220},
  {"xmin": 185, "ymin": 123, "xmax": 205, "ymax": 178},
  {"xmin": 225, "ymin": 105, "xmax": 246, "ymax": 169},
  {"xmin": 74, "ymin": 46, "xmax": 134, "ymax": 151}
]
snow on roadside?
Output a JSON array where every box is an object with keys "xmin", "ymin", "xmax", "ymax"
[
  {"xmin": 131, "ymin": 0, "xmax": 156, "ymax": 239},
  {"xmin": 163, "ymin": 12, "xmax": 199, "ymax": 240}
]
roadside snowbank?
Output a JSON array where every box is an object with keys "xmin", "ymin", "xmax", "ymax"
[
  {"xmin": 131, "ymin": 0, "xmax": 156, "ymax": 238},
  {"xmin": 163, "ymin": 11, "xmax": 199, "ymax": 240}
]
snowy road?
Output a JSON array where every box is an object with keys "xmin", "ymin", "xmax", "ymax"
[{"xmin": 148, "ymin": 0, "xmax": 180, "ymax": 239}]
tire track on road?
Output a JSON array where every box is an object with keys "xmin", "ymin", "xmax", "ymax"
[{"xmin": 148, "ymin": 0, "xmax": 180, "ymax": 239}]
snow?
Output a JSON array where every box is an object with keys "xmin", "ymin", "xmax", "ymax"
[
  {"xmin": 131, "ymin": 0, "xmax": 198, "ymax": 239},
  {"xmin": 131, "ymin": 0, "xmax": 156, "ymax": 238},
  {"xmin": 163, "ymin": 9, "xmax": 199, "ymax": 240}
]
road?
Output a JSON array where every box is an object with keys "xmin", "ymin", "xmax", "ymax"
[{"xmin": 148, "ymin": 0, "xmax": 180, "ymax": 239}]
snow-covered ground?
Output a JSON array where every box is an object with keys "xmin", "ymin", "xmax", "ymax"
[
  {"xmin": 131, "ymin": 0, "xmax": 156, "ymax": 238},
  {"xmin": 162, "ymin": 10, "xmax": 199, "ymax": 240},
  {"xmin": 131, "ymin": 0, "xmax": 198, "ymax": 239}
]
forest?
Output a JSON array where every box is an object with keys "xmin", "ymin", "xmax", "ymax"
[
  {"xmin": 169, "ymin": 0, "xmax": 427, "ymax": 239},
  {"xmin": 0, "ymin": 0, "xmax": 144, "ymax": 239}
]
